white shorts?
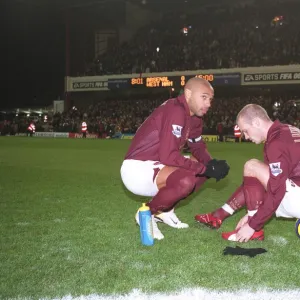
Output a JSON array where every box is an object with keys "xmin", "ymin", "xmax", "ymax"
[
  {"xmin": 120, "ymin": 159, "xmax": 165, "ymax": 197},
  {"xmin": 120, "ymin": 156, "xmax": 191, "ymax": 197},
  {"xmin": 276, "ymin": 179, "xmax": 300, "ymax": 218}
]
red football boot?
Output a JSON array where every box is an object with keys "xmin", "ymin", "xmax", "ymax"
[
  {"xmin": 222, "ymin": 228, "xmax": 264, "ymax": 241},
  {"xmin": 195, "ymin": 213, "xmax": 222, "ymax": 229}
]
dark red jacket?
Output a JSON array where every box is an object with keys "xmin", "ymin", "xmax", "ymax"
[
  {"xmin": 249, "ymin": 120, "xmax": 300, "ymax": 230},
  {"xmin": 125, "ymin": 95, "xmax": 211, "ymax": 175}
]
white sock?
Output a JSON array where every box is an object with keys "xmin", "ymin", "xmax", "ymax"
[
  {"xmin": 248, "ymin": 209, "xmax": 257, "ymax": 217},
  {"xmin": 222, "ymin": 204, "xmax": 235, "ymax": 215}
]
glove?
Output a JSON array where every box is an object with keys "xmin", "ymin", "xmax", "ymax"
[
  {"xmin": 223, "ymin": 246, "xmax": 267, "ymax": 258},
  {"xmin": 203, "ymin": 159, "xmax": 230, "ymax": 181}
]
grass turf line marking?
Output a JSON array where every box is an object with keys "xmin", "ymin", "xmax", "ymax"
[{"xmin": 39, "ymin": 288, "xmax": 300, "ymax": 300}]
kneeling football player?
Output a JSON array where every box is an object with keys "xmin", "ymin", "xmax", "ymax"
[{"xmin": 195, "ymin": 104, "xmax": 300, "ymax": 242}]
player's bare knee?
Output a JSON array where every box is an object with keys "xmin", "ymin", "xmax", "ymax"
[
  {"xmin": 243, "ymin": 159, "xmax": 261, "ymax": 177},
  {"xmin": 177, "ymin": 175, "xmax": 196, "ymax": 196}
]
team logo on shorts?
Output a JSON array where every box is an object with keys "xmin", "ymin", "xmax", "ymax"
[
  {"xmin": 269, "ymin": 162, "xmax": 283, "ymax": 177},
  {"xmin": 172, "ymin": 125, "xmax": 183, "ymax": 138}
]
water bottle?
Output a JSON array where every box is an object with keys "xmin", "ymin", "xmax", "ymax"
[
  {"xmin": 295, "ymin": 219, "xmax": 300, "ymax": 238},
  {"xmin": 138, "ymin": 203, "xmax": 154, "ymax": 246}
]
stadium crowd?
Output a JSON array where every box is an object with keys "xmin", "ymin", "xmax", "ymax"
[
  {"xmin": 1, "ymin": 1, "xmax": 300, "ymax": 137},
  {"xmin": 86, "ymin": 0, "xmax": 300, "ymax": 75},
  {"xmin": 1, "ymin": 94, "xmax": 300, "ymax": 137}
]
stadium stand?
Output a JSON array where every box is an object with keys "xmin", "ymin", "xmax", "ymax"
[
  {"xmin": 85, "ymin": 0, "xmax": 300, "ymax": 76},
  {"xmin": 1, "ymin": 0, "xmax": 300, "ymax": 137},
  {"xmin": 1, "ymin": 94, "xmax": 300, "ymax": 137}
]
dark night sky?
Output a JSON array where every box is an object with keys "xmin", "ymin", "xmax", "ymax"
[
  {"xmin": 3, "ymin": 1, "xmax": 66, "ymax": 109},
  {"xmin": 2, "ymin": 0, "xmax": 126, "ymax": 109}
]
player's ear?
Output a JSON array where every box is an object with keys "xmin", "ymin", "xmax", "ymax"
[{"xmin": 184, "ymin": 88, "xmax": 192, "ymax": 101}]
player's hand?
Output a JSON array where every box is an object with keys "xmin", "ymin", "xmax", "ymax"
[
  {"xmin": 236, "ymin": 223, "xmax": 255, "ymax": 243},
  {"xmin": 203, "ymin": 159, "xmax": 230, "ymax": 181},
  {"xmin": 235, "ymin": 214, "xmax": 249, "ymax": 230}
]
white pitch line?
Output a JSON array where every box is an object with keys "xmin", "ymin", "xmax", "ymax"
[{"xmin": 39, "ymin": 288, "xmax": 300, "ymax": 300}]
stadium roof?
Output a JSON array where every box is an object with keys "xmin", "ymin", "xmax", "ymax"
[{"xmin": 0, "ymin": 107, "xmax": 52, "ymax": 115}]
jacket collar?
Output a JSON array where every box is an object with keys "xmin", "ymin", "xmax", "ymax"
[
  {"xmin": 177, "ymin": 94, "xmax": 191, "ymax": 116},
  {"xmin": 266, "ymin": 119, "xmax": 281, "ymax": 142}
]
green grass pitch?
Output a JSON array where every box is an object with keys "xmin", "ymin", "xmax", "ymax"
[{"xmin": 0, "ymin": 137, "xmax": 299, "ymax": 299}]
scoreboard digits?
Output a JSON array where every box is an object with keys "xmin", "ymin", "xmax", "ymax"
[
  {"xmin": 110, "ymin": 72, "xmax": 239, "ymax": 89},
  {"xmin": 195, "ymin": 74, "xmax": 214, "ymax": 81},
  {"xmin": 131, "ymin": 74, "xmax": 215, "ymax": 88},
  {"xmin": 181, "ymin": 76, "xmax": 186, "ymax": 86},
  {"xmin": 131, "ymin": 78, "xmax": 144, "ymax": 85}
]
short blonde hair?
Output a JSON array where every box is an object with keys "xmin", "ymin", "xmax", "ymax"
[{"xmin": 237, "ymin": 104, "xmax": 271, "ymax": 124}]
